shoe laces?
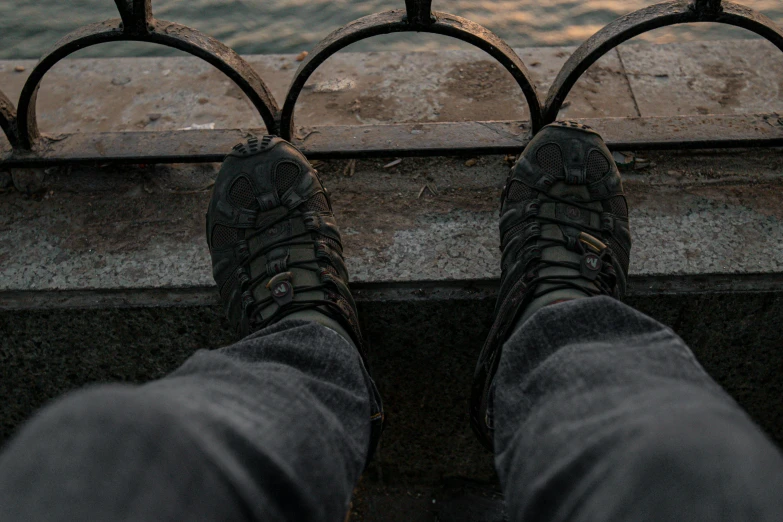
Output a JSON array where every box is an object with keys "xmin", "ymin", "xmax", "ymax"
[
  {"xmin": 505, "ymin": 189, "xmax": 618, "ymax": 300},
  {"xmin": 239, "ymin": 206, "xmax": 349, "ymax": 331}
]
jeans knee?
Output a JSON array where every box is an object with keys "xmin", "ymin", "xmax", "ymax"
[
  {"xmin": 571, "ymin": 409, "xmax": 783, "ymax": 522},
  {"xmin": 623, "ymin": 407, "xmax": 783, "ymax": 498},
  {"xmin": 24, "ymin": 384, "xmax": 181, "ymax": 443}
]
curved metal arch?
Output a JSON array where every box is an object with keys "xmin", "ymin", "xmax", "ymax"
[
  {"xmin": 16, "ymin": 17, "xmax": 280, "ymax": 150},
  {"xmin": 279, "ymin": 9, "xmax": 543, "ymax": 140},
  {"xmin": 0, "ymin": 88, "xmax": 19, "ymax": 149},
  {"xmin": 544, "ymin": 0, "xmax": 783, "ymax": 124}
]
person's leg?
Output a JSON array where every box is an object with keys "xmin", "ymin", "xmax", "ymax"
[
  {"xmin": 494, "ymin": 297, "xmax": 783, "ymax": 522},
  {"xmin": 0, "ymin": 136, "xmax": 383, "ymax": 522},
  {"xmin": 0, "ymin": 320, "xmax": 376, "ymax": 522},
  {"xmin": 471, "ymin": 121, "xmax": 783, "ymax": 521}
]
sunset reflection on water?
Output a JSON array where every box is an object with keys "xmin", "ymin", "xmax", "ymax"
[{"xmin": 0, "ymin": 0, "xmax": 781, "ymax": 58}]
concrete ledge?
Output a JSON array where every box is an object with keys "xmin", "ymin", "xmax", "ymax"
[
  {"xmin": 2, "ymin": 149, "xmax": 783, "ymax": 291},
  {"xmin": 3, "ymin": 273, "xmax": 783, "ymax": 311}
]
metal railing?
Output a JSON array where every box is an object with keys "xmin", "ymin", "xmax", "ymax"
[{"xmin": 1, "ymin": 0, "xmax": 783, "ymax": 166}]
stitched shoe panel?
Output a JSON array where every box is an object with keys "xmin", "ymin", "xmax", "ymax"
[{"xmin": 470, "ymin": 121, "xmax": 632, "ymax": 451}]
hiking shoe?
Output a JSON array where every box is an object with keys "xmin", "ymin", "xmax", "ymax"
[
  {"xmin": 470, "ymin": 122, "xmax": 631, "ymax": 451},
  {"xmin": 206, "ymin": 135, "xmax": 383, "ymax": 456}
]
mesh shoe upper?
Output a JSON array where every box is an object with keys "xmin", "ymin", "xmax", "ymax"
[{"xmin": 471, "ymin": 121, "xmax": 632, "ymax": 451}]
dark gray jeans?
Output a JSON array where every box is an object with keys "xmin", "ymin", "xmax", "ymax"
[{"xmin": 1, "ymin": 297, "xmax": 782, "ymax": 521}]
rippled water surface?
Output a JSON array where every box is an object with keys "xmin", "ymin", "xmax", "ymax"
[{"xmin": 1, "ymin": 0, "xmax": 781, "ymax": 59}]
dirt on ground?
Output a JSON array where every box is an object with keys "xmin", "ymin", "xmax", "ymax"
[{"xmin": 1, "ymin": 148, "xmax": 781, "ymax": 258}]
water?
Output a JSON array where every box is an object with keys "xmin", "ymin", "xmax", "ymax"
[{"xmin": 0, "ymin": 0, "xmax": 782, "ymax": 59}]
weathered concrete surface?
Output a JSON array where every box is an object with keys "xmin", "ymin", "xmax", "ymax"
[
  {"xmin": 2, "ymin": 39, "xmax": 782, "ymax": 149},
  {"xmin": 622, "ymin": 39, "xmax": 783, "ymax": 117},
  {"xmin": 1, "ymin": 40, "xmax": 781, "ymax": 293},
  {"xmin": 1, "ymin": 149, "xmax": 782, "ymax": 294},
  {"xmin": 0, "ymin": 46, "xmax": 632, "ymax": 142}
]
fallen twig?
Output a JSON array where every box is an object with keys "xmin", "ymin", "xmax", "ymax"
[{"xmin": 383, "ymin": 159, "xmax": 402, "ymax": 169}]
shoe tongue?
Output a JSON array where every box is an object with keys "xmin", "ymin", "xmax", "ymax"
[
  {"xmin": 540, "ymin": 224, "xmax": 581, "ymax": 262},
  {"xmin": 513, "ymin": 228, "xmax": 596, "ymax": 329}
]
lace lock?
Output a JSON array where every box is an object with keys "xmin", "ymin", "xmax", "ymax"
[
  {"xmin": 266, "ymin": 272, "xmax": 295, "ymax": 307},
  {"xmin": 581, "ymin": 252, "xmax": 603, "ymax": 280}
]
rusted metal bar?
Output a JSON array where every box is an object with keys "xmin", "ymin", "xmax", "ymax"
[
  {"xmin": 404, "ymin": 0, "xmax": 434, "ymax": 26},
  {"xmin": 0, "ymin": 89, "xmax": 18, "ymax": 149},
  {"xmin": 14, "ymin": 3, "xmax": 279, "ymax": 151},
  {"xmin": 544, "ymin": 0, "xmax": 783, "ymax": 124},
  {"xmin": 114, "ymin": 0, "xmax": 153, "ymax": 34},
  {"xmin": 2, "ymin": 0, "xmax": 783, "ymax": 167},
  {"xmin": 279, "ymin": 9, "xmax": 542, "ymax": 140},
  {"xmin": 690, "ymin": 0, "xmax": 723, "ymax": 15},
  {"xmin": 2, "ymin": 114, "xmax": 782, "ymax": 167}
]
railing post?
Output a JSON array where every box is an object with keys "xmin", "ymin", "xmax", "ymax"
[
  {"xmin": 114, "ymin": 0, "xmax": 154, "ymax": 34},
  {"xmin": 691, "ymin": 0, "xmax": 723, "ymax": 14},
  {"xmin": 404, "ymin": 0, "xmax": 435, "ymax": 26}
]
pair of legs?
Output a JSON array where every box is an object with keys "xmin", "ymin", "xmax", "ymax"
[
  {"xmin": 1, "ymin": 126, "xmax": 782, "ymax": 521},
  {"xmin": 3, "ymin": 300, "xmax": 781, "ymax": 521}
]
